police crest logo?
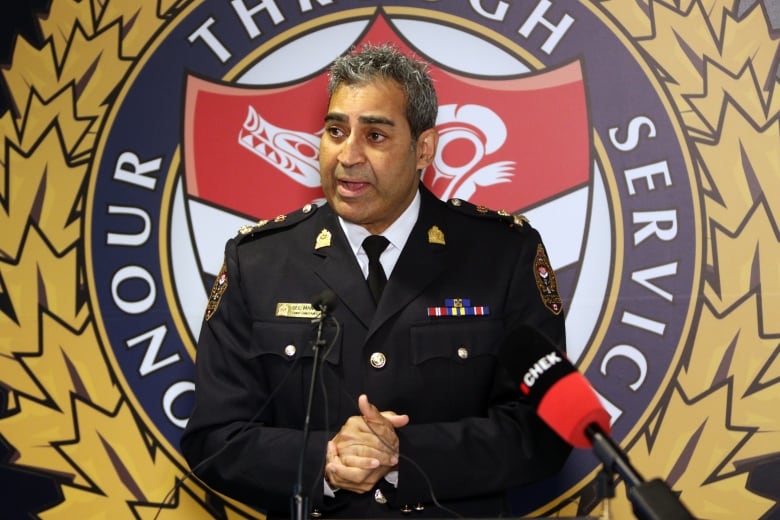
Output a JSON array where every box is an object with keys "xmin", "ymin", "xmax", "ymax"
[{"xmin": 1, "ymin": 1, "xmax": 779, "ymax": 518}]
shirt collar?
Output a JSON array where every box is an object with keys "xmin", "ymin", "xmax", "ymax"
[{"xmin": 339, "ymin": 189, "xmax": 421, "ymax": 257}]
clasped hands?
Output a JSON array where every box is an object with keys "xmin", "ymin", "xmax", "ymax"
[{"xmin": 325, "ymin": 394, "xmax": 409, "ymax": 494}]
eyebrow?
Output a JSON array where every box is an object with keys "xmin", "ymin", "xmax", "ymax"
[{"xmin": 324, "ymin": 113, "xmax": 396, "ymax": 127}]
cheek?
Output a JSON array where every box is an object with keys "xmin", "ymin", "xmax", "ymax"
[
  {"xmin": 318, "ymin": 141, "xmax": 337, "ymax": 165},
  {"xmin": 319, "ymin": 171, "xmax": 335, "ymax": 195},
  {"xmin": 318, "ymin": 154, "xmax": 335, "ymax": 179},
  {"xmin": 318, "ymin": 156, "xmax": 338, "ymax": 196}
]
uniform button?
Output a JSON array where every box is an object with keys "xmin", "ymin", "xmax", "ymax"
[
  {"xmin": 415, "ymin": 503, "xmax": 425, "ymax": 511},
  {"xmin": 450, "ymin": 198, "xmax": 462, "ymax": 206},
  {"xmin": 310, "ymin": 509, "xmax": 322, "ymax": 518},
  {"xmin": 303, "ymin": 203, "xmax": 313, "ymax": 213},
  {"xmin": 400, "ymin": 504, "xmax": 413, "ymax": 514},
  {"xmin": 370, "ymin": 352, "xmax": 387, "ymax": 369},
  {"xmin": 457, "ymin": 347, "xmax": 469, "ymax": 360},
  {"xmin": 374, "ymin": 488, "xmax": 388, "ymax": 504},
  {"xmin": 284, "ymin": 344, "xmax": 297, "ymax": 357}
]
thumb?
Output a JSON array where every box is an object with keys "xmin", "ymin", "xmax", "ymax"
[
  {"xmin": 381, "ymin": 411, "xmax": 410, "ymax": 428},
  {"xmin": 358, "ymin": 394, "xmax": 382, "ymax": 421},
  {"xmin": 382, "ymin": 412, "xmax": 409, "ymax": 428}
]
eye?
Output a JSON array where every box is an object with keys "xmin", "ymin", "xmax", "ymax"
[
  {"xmin": 326, "ymin": 125, "xmax": 345, "ymax": 139},
  {"xmin": 368, "ymin": 131, "xmax": 386, "ymax": 143}
]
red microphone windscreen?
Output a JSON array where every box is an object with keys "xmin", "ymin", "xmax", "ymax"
[{"xmin": 536, "ymin": 371, "xmax": 611, "ymax": 448}]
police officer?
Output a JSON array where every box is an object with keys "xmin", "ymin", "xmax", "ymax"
[{"xmin": 181, "ymin": 43, "xmax": 571, "ymax": 518}]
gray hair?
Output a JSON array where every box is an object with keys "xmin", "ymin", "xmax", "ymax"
[{"xmin": 327, "ymin": 43, "xmax": 438, "ymax": 141}]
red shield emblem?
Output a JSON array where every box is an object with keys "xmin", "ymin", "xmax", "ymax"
[
  {"xmin": 184, "ymin": 74, "xmax": 329, "ymax": 218},
  {"xmin": 424, "ymin": 61, "xmax": 589, "ymax": 211},
  {"xmin": 184, "ymin": 16, "xmax": 589, "ymax": 219}
]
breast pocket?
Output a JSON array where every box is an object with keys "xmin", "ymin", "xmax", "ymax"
[
  {"xmin": 409, "ymin": 319, "xmax": 503, "ymax": 419},
  {"xmin": 251, "ymin": 320, "xmax": 342, "ymax": 423}
]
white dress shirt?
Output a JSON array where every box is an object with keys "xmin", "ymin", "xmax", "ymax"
[{"xmin": 338, "ymin": 190, "xmax": 421, "ymax": 280}]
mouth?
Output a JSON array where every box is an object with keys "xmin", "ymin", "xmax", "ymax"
[{"xmin": 337, "ymin": 179, "xmax": 371, "ymax": 197}]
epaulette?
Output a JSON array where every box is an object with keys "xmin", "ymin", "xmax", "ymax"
[
  {"xmin": 234, "ymin": 202, "xmax": 319, "ymax": 243},
  {"xmin": 446, "ymin": 198, "xmax": 530, "ymax": 231}
]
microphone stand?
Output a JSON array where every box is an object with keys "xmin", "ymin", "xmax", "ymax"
[
  {"xmin": 291, "ymin": 306, "xmax": 329, "ymax": 520},
  {"xmin": 586, "ymin": 425, "xmax": 697, "ymax": 520}
]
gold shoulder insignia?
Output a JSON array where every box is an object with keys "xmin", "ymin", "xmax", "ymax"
[
  {"xmin": 239, "ymin": 219, "xmax": 267, "ymax": 235},
  {"xmin": 513, "ymin": 214, "xmax": 529, "ymax": 227},
  {"xmin": 315, "ymin": 228, "xmax": 332, "ymax": 249},
  {"xmin": 427, "ymin": 225, "xmax": 445, "ymax": 245},
  {"xmin": 446, "ymin": 199, "xmax": 527, "ymax": 229},
  {"xmin": 235, "ymin": 202, "xmax": 319, "ymax": 242}
]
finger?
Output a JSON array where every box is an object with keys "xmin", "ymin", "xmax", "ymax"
[
  {"xmin": 342, "ymin": 452, "xmax": 398, "ymax": 468},
  {"xmin": 358, "ymin": 394, "xmax": 382, "ymax": 422},
  {"xmin": 338, "ymin": 425, "xmax": 399, "ymax": 454},
  {"xmin": 339, "ymin": 453, "xmax": 381, "ymax": 469},
  {"xmin": 326, "ymin": 462, "xmax": 382, "ymax": 493},
  {"xmin": 337, "ymin": 442, "xmax": 398, "ymax": 466},
  {"xmin": 332, "ymin": 416, "xmax": 374, "ymax": 445},
  {"xmin": 381, "ymin": 411, "xmax": 410, "ymax": 428},
  {"xmin": 326, "ymin": 440, "xmax": 339, "ymax": 464},
  {"xmin": 334, "ymin": 419, "xmax": 389, "ymax": 447}
]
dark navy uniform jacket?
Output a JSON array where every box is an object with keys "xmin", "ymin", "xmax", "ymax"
[{"xmin": 180, "ymin": 186, "xmax": 571, "ymax": 518}]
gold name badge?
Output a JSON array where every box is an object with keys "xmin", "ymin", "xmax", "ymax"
[{"xmin": 275, "ymin": 302, "xmax": 321, "ymax": 319}]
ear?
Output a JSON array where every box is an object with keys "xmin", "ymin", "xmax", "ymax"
[{"xmin": 415, "ymin": 128, "xmax": 439, "ymax": 171}]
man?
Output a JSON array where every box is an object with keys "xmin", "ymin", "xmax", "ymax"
[{"xmin": 181, "ymin": 43, "xmax": 571, "ymax": 518}]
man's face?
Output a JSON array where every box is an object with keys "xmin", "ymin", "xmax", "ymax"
[{"xmin": 319, "ymin": 79, "xmax": 437, "ymax": 234}]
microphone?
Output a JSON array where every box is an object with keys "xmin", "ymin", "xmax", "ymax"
[
  {"xmin": 154, "ymin": 292, "xmax": 342, "ymax": 520},
  {"xmin": 498, "ymin": 322, "xmax": 697, "ymax": 520},
  {"xmin": 311, "ymin": 289, "xmax": 337, "ymax": 314},
  {"xmin": 292, "ymin": 289, "xmax": 338, "ymax": 520},
  {"xmin": 498, "ymin": 322, "xmax": 611, "ymax": 448}
]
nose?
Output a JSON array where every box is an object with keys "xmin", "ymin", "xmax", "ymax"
[{"xmin": 337, "ymin": 133, "xmax": 365, "ymax": 167}]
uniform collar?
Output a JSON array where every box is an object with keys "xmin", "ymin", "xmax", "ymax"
[{"xmin": 338, "ymin": 190, "xmax": 421, "ymax": 274}]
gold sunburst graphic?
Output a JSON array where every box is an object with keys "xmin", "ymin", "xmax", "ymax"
[
  {"xmin": 0, "ymin": 0, "xmax": 778, "ymax": 518},
  {"xmin": 598, "ymin": 1, "xmax": 780, "ymax": 519},
  {"xmin": 0, "ymin": 1, "xmax": 251, "ymax": 517}
]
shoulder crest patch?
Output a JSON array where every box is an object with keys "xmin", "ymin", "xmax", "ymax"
[
  {"xmin": 205, "ymin": 260, "xmax": 228, "ymax": 321},
  {"xmin": 533, "ymin": 243, "xmax": 563, "ymax": 315}
]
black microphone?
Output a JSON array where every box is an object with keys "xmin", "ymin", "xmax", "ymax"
[
  {"xmin": 311, "ymin": 289, "xmax": 337, "ymax": 315},
  {"xmin": 498, "ymin": 322, "xmax": 697, "ymax": 520},
  {"xmin": 498, "ymin": 322, "xmax": 611, "ymax": 447},
  {"xmin": 291, "ymin": 289, "xmax": 338, "ymax": 520}
]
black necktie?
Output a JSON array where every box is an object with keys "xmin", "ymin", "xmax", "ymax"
[{"xmin": 362, "ymin": 235, "xmax": 390, "ymax": 303}]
